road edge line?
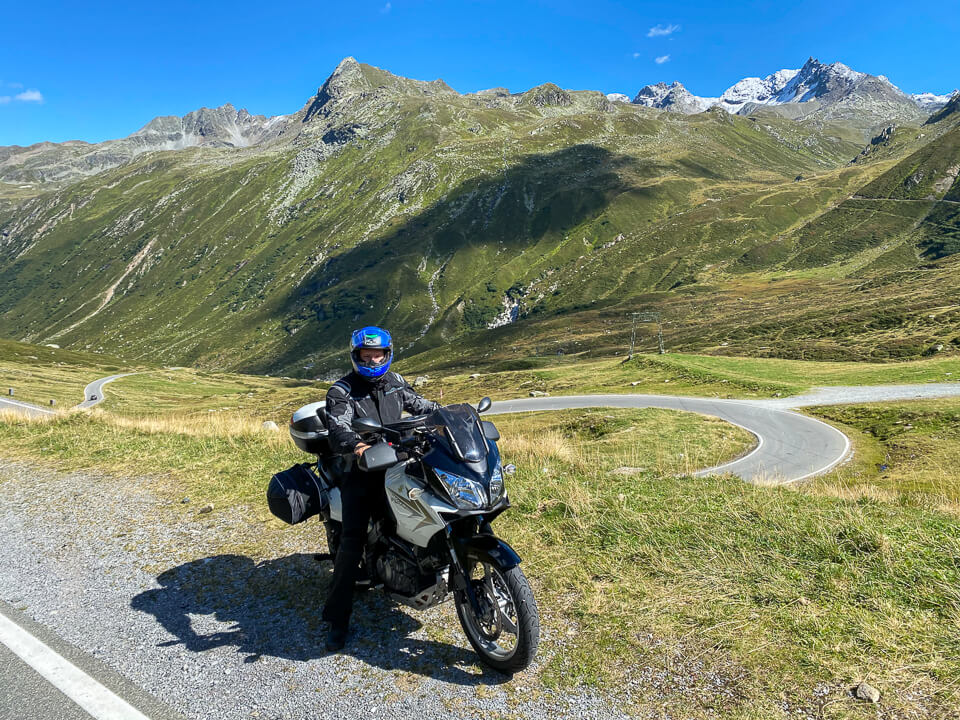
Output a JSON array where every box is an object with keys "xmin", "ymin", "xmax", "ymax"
[
  {"xmin": 0, "ymin": 398, "xmax": 56, "ymax": 415},
  {"xmin": 0, "ymin": 608, "xmax": 153, "ymax": 720},
  {"xmin": 780, "ymin": 410, "xmax": 853, "ymax": 484}
]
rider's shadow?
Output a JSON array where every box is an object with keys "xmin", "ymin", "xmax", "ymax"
[{"xmin": 130, "ymin": 553, "xmax": 509, "ymax": 686}]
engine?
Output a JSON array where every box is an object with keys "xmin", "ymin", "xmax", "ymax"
[{"xmin": 376, "ymin": 549, "xmax": 421, "ymax": 596}]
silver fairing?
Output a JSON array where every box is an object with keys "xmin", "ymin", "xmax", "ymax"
[
  {"xmin": 328, "ymin": 487, "xmax": 342, "ymax": 522},
  {"xmin": 384, "ymin": 462, "xmax": 457, "ymax": 548}
]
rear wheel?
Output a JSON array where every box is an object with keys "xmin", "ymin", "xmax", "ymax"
[{"xmin": 454, "ymin": 560, "xmax": 539, "ymax": 673}]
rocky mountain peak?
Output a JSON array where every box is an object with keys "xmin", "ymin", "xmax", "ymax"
[
  {"xmin": 520, "ymin": 83, "xmax": 573, "ymax": 107},
  {"xmin": 475, "ymin": 87, "xmax": 511, "ymax": 97},
  {"xmin": 303, "ymin": 57, "xmax": 459, "ymax": 122},
  {"xmin": 629, "ymin": 56, "xmax": 944, "ymax": 134},
  {"xmin": 131, "ymin": 103, "xmax": 278, "ymax": 149},
  {"xmin": 632, "ymin": 81, "xmax": 714, "ymax": 114},
  {"xmin": 632, "ymin": 81, "xmax": 681, "ymax": 105},
  {"xmin": 321, "ymin": 56, "xmax": 367, "ymax": 98},
  {"xmin": 775, "ymin": 57, "xmax": 866, "ymax": 104},
  {"xmin": 717, "ymin": 69, "xmax": 799, "ymax": 112}
]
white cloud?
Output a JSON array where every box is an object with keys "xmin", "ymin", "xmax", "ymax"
[
  {"xmin": 381, "ymin": 2, "xmax": 391, "ymax": 12},
  {"xmin": 647, "ymin": 23, "xmax": 680, "ymax": 38},
  {"xmin": 633, "ymin": 52, "xmax": 641, "ymax": 59},
  {"xmin": 15, "ymin": 89, "xmax": 43, "ymax": 103},
  {"xmin": 655, "ymin": 55, "xmax": 670, "ymax": 64}
]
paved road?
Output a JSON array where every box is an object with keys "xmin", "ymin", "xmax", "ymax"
[
  {"xmin": 0, "ymin": 397, "xmax": 55, "ymax": 418},
  {"xmin": 488, "ymin": 383, "xmax": 960, "ymax": 484},
  {"xmin": 0, "ymin": 600, "xmax": 184, "ymax": 720},
  {"xmin": 76, "ymin": 374, "xmax": 139, "ymax": 409},
  {"xmin": 489, "ymin": 395, "xmax": 849, "ymax": 484}
]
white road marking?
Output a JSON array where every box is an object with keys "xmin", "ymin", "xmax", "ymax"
[
  {"xmin": 0, "ymin": 398, "xmax": 55, "ymax": 415},
  {"xmin": 0, "ymin": 609, "xmax": 152, "ymax": 720},
  {"xmin": 692, "ymin": 414, "xmax": 765, "ymax": 476},
  {"xmin": 780, "ymin": 410, "xmax": 853, "ymax": 484}
]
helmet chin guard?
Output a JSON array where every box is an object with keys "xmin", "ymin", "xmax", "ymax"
[{"xmin": 350, "ymin": 326, "xmax": 393, "ymax": 379}]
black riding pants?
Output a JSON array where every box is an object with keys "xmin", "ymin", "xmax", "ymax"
[{"xmin": 322, "ymin": 467, "xmax": 386, "ymax": 629}]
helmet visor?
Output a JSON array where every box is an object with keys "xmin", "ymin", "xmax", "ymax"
[{"xmin": 352, "ymin": 346, "xmax": 392, "ymax": 371}]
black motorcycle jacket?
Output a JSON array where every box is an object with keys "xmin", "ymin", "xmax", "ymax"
[{"xmin": 324, "ymin": 371, "xmax": 438, "ymax": 454}]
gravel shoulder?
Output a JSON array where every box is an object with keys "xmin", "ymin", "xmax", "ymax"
[
  {"xmin": 0, "ymin": 458, "xmax": 647, "ymax": 720},
  {"xmin": 759, "ymin": 382, "xmax": 960, "ymax": 408}
]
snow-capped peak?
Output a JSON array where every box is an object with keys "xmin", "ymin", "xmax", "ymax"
[
  {"xmin": 718, "ymin": 69, "xmax": 799, "ymax": 112},
  {"xmin": 630, "ymin": 57, "xmax": 901, "ymax": 116},
  {"xmin": 632, "ymin": 81, "xmax": 682, "ymax": 105},
  {"xmin": 912, "ymin": 90, "xmax": 960, "ymax": 112},
  {"xmin": 632, "ymin": 81, "xmax": 716, "ymax": 113},
  {"xmin": 606, "ymin": 93, "xmax": 631, "ymax": 103},
  {"xmin": 771, "ymin": 57, "xmax": 864, "ymax": 104}
]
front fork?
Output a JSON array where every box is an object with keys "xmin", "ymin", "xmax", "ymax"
[
  {"xmin": 445, "ymin": 519, "xmax": 522, "ymax": 617},
  {"xmin": 445, "ymin": 525, "xmax": 484, "ymax": 617}
]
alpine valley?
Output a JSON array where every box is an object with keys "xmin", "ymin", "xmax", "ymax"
[{"xmin": 1, "ymin": 57, "xmax": 958, "ymax": 377}]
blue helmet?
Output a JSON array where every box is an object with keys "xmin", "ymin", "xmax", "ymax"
[{"xmin": 350, "ymin": 326, "xmax": 393, "ymax": 379}]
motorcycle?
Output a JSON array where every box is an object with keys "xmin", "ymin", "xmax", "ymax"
[{"xmin": 267, "ymin": 397, "xmax": 539, "ymax": 673}]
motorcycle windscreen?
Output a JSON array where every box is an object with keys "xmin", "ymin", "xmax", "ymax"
[{"xmin": 427, "ymin": 404, "xmax": 488, "ymax": 463}]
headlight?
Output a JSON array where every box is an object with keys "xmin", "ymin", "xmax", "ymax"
[
  {"xmin": 489, "ymin": 463, "xmax": 504, "ymax": 504},
  {"xmin": 435, "ymin": 469, "xmax": 488, "ymax": 510}
]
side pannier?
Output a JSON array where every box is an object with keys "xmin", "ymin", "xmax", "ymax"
[{"xmin": 267, "ymin": 463, "xmax": 328, "ymax": 525}]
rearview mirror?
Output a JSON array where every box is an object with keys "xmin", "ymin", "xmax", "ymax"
[
  {"xmin": 352, "ymin": 416, "xmax": 384, "ymax": 433},
  {"xmin": 477, "ymin": 396, "xmax": 492, "ymax": 414}
]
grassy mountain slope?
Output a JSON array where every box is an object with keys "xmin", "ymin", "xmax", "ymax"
[
  {"xmin": 1, "ymin": 59, "xmax": 958, "ymax": 375},
  {"xmin": 783, "ymin": 114, "xmax": 960, "ymax": 268}
]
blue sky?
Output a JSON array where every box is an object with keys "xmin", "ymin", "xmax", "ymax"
[{"xmin": 3, "ymin": 0, "xmax": 957, "ymax": 146}]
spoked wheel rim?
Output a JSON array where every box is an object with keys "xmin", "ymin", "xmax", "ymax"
[{"xmin": 459, "ymin": 562, "xmax": 520, "ymax": 661}]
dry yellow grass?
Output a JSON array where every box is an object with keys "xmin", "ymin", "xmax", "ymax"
[
  {"xmin": 2, "ymin": 399, "xmax": 959, "ymax": 717},
  {"xmin": 0, "ymin": 409, "xmax": 58, "ymax": 424},
  {"xmin": 97, "ymin": 409, "xmax": 288, "ymax": 445}
]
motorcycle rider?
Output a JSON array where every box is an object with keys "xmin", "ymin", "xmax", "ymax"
[{"xmin": 322, "ymin": 326, "xmax": 437, "ymax": 651}]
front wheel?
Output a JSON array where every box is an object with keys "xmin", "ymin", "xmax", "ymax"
[{"xmin": 454, "ymin": 561, "xmax": 539, "ymax": 673}]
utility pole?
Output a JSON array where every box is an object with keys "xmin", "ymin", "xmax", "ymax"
[{"xmin": 627, "ymin": 311, "xmax": 665, "ymax": 357}]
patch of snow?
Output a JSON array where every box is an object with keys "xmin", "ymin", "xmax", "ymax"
[
  {"xmin": 264, "ymin": 114, "xmax": 290, "ymax": 127},
  {"xmin": 912, "ymin": 90, "xmax": 959, "ymax": 112},
  {"xmin": 718, "ymin": 69, "xmax": 798, "ymax": 112},
  {"xmin": 632, "ymin": 82, "xmax": 716, "ymax": 113},
  {"xmin": 606, "ymin": 93, "xmax": 631, "ymax": 103}
]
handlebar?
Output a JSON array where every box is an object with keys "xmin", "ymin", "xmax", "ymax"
[{"xmin": 352, "ymin": 414, "xmax": 430, "ymax": 439}]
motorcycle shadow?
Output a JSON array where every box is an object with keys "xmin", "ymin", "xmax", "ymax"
[{"xmin": 131, "ymin": 553, "xmax": 510, "ymax": 686}]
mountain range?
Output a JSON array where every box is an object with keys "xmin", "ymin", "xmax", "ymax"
[
  {"xmin": 1, "ymin": 57, "xmax": 958, "ymax": 376},
  {"xmin": 2, "ymin": 57, "xmax": 955, "ymax": 187},
  {"xmin": 626, "ymin": 58, "xmax": 957, "ymax": 138}
]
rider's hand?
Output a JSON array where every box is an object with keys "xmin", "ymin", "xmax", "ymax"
[{"xmin": 354, "ymin": 442, "xmax": 371, "ymax": 457}]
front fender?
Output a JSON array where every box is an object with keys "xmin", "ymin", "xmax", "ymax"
[{"xmin": 451, "ymin": 533, "xmax": 522, "ymax": 570}]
